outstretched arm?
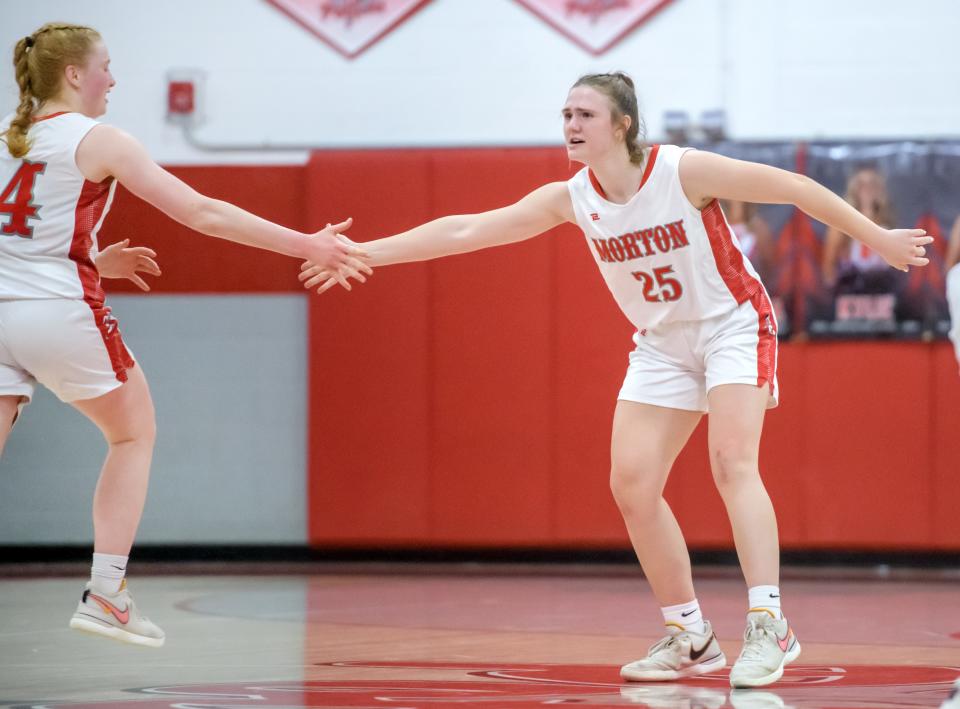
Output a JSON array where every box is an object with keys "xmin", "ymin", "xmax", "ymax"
[
  {"xmin": 822, "ymin": 226, "xmax": 845, "ymax": 285},
  {"xmin": 76, "ymin": 125, "xmax": 369, "ymax": 276},
  {"xmin": 301, "ymin": 181, "xmax": 574, "ymax": 292},
  {"xmin": 679, "ymin": 151, "xmax": 932, "ymax": 272}
]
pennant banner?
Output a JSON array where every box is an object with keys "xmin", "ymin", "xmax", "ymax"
[
  {"xmin": 514, "ymin": 0, "xmax": 675, "ymax": 55},
  {"xmin": 266, "ymin": 0, "xmax": 433, "ymax": 59}
]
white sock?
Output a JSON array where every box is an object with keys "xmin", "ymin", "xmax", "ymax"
[
  {"xmin": 91, "ymin": 552, "xmax": 128, "ymax": 594},
  {"xmin": 748, "ymin": 585, "xmax": 783, "ymax": 619},
  {"xmin": 661, "ymin": 599, "xmax": 707, "ymax": 635}
]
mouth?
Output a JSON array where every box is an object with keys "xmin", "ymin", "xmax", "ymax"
[{"xmin": 568, "ymin": 139, "xmax": 585, "ymax": 147}]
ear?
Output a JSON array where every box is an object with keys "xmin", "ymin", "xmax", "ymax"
[{"xmin": 63, "ymin": 63, "xmax": 82, "ymax": 91}]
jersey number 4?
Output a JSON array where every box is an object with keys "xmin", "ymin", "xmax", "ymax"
[
  {"xmin": 0, "ymin": 160, "xmax": 46, "ymax": 238},
  {"xmin": 632, "ymin": 265, "xmax": 684, "ymax": 302}
]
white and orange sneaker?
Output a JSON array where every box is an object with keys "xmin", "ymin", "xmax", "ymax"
[
  {"xmin": 69, "ymin": 580, "xmax": 165, "ymax": 647},
  {"xmin": 729, "ymin": 609, "xmax": 800, "ymax": 688},
  {"xmin": 620, "ymin": 621, "xmax": 726, "ymax": 681}
]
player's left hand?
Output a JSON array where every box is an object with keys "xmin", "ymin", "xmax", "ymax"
[
  {"xmin": 876, "ymin": 228, "xmax": 934, "ymax": 272},
  {"xmin": 95, "ymin": 238, "xmax": 161, "ymax": 291}
]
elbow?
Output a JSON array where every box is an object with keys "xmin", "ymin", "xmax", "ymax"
[
  {"xmin": 446, "ymin": 217, "xmax": 478, "ymax": 250},
  {"xmin": 793, "ymin": 172, "xmax": 818, "ymax": 196},
  {"xmin": 451, "ymin": 221, "xmax": 474, "ymax": 245},
  {"xmin": 183, "ymin": 197, "xmax": 221, "ymax": 235},
  {"xmin": 779, "ymin": 172, "xmax": 817, "ymax": 207}
]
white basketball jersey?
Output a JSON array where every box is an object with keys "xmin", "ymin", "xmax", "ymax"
[
  {"xmin": 0, "ymin": 111, "xmax": 115, "ymax": 303},
  {"xmin": 567, "ymin": 144, "xmax": 765, "ymax": 330}
]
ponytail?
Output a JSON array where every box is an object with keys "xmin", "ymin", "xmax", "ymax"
[{"xmin": 4, "ymin": 36, "xmax": 37, "ymax": 158}]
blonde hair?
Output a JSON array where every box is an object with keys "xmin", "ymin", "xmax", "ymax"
[
  {"xmin": 571, "ymin": 72, "xmax": 647, "ymax": 166},
  {"xmin": 844, "ymin": 166, "xmax": 895, "ymax": 229},
  {"xmin": 3, "ymin": 23, "xmax": 101, "ymax": 158}
]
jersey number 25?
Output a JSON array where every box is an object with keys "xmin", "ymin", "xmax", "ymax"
[{"xmin": 632, "ymin": 265, "xmax": 684, "ymax": 303}]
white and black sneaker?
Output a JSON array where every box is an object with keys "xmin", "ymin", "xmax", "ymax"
[{"xmin": 620, "ymin": 621, "xmax": 726, "ymax": 681}]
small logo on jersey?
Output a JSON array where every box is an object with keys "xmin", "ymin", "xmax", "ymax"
[
  {"xmin": 764, "ymin": 314, "xmax": 776, "ymax": 337},
  {"xmin": 590, "ymin": 213, "xmax": 600, "ymax": 221},
  {"xmin": 265, "ymin": 0, "xmax": 432, "ymax": 59},
  {"xmin": 639, "ymin": 329, "xmax": 647, "ymax": 337}
]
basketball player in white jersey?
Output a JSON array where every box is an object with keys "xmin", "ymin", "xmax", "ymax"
[
  {"xmin": 302, "ymin": 72, "xmax": 931, "ymax": 688},
  {"xmin": 947, "ymin": 215, "xmax": 960, "ymax": 373},
  {"xmin": 0, "ymin": 23, "xmax": 369, "ymax": 647}
]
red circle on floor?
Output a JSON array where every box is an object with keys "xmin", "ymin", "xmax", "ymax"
[{"xmin": 37, "ymin": 662, "xmax": 960, "ymax": 708}]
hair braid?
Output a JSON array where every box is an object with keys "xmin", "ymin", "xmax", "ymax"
[{"xmin": 4, "ymin": 36, "xmax": 37, "ymax": 158}]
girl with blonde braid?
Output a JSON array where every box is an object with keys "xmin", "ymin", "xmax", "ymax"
[{"xmin": 0, "ymin": 23, "xmax": 369, "ymax": 647}]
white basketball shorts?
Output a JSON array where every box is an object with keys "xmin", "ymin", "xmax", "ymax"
[
  {"xmin": 618, "ymin": 290, "xmax": 779, "ymax": 412},
  {"xmin": 0, "ymin": 298, "xmax": 135, "ymax": 407}
]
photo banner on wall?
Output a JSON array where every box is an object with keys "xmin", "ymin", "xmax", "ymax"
[
  {"xmin": 514, "ymin": 0, "xmax": 675, "ymax": 55},
  {"xmin": 266, "ymin": 0, "xmax": 433, "ymax": 59}
]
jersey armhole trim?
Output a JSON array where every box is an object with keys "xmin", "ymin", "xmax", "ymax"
[
  {"xmin": 676, "ymin": 147, "xmax": 711, "ymax": 213},
  {"xmin": 73, "ymin": 122, "xmax": 108, "ymax": 183}
]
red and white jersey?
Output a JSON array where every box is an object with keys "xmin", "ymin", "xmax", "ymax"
[
  {"xmin": 0, "ymin": 111, "xmax": 115, "ymax": 303},
  {"xmin": 847, "ymin": 240, "xmax": 887, "ymax": 271},
  {"xmin": 567, "ymin": 144, "xmax": 766, "ymax": 330}
]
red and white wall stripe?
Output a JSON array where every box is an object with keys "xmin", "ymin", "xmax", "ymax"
[{"xmin": 6, "ymin": 151, "xmax": 954, "ymax": 549}]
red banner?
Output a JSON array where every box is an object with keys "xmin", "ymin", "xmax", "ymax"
[
  {"xmin": 266, "ymin": 0, "xmax": 433, "ymax": 59},
  {"xmin": 514, "ymin": 0, "xmax": 675, "ymax": 55}
]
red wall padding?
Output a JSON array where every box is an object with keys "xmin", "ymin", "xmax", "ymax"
[
  {"xmin": 99, "ymin": 166, "xmax": 307, "ymax": 293},
  {"xmin": 302, "ymin": 148, "xmax": 960, "ymax": 551},
  {"xmin": 92, "ymin": 152, "xmax": 959, "ymax": 550}
]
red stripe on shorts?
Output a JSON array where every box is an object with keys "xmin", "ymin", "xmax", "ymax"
[
  {"xmin": 69, "ymin": 179, "xmax": 134, "ymax": 383},
  {"xmin": 701, "ymin": 199, "xmax": 775, "ymax": 391},
  {"xmin": 748, "ymin": 290, "xmax": 777, "ymax": 393}
]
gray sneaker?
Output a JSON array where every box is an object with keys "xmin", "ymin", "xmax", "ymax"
[
  {"xmin": 729, "ymin": 610, "xmax": 800, "ymax": 688},
  {"xmin": 69, "ymin": 580, "xmax": 165, "ymax": 648},
  {"xmin": 620, "ymin": 621, "xmax": 726, "ymax": 681}
]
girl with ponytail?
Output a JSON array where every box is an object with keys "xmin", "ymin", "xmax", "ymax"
[
  {"xmin": 0, "ymin": 23, "xmax": 369, "ymax": 648},
  {"xmin": 301, "ymin": 71, "xmax": 932, "ymax": 688}
]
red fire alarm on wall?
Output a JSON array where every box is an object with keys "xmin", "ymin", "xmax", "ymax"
[
  {"xmin": 166, "ymin": 69, "xmax": 204, "ymax": 124},
  {"xmin": 168, "ymin": 80, "xmax": 195, "ymax": 115}
]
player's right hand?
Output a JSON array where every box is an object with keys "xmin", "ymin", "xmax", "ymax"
[
  {"xmin": 302, "ymin": 219, "xmax": 372, "ymax": 291},
  {"xmin": 875, "ymin": 227, "xmax": 933, "ymax": 272}
]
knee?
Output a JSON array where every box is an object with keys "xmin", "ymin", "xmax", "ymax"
[
  {"xmin": 107, "ymin": 404, "xmax": 157, "ymax": 448},
  {"xmin": 132, "ymin": 407, "xmax": 157, "ymax": 446},
  {"xmin": 710, "ymin": 442, "xmax": 758, "ymax": 493},
  {"xmin": 609, "ymin": 459, "xmax": 668, "ymax": 517}
]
